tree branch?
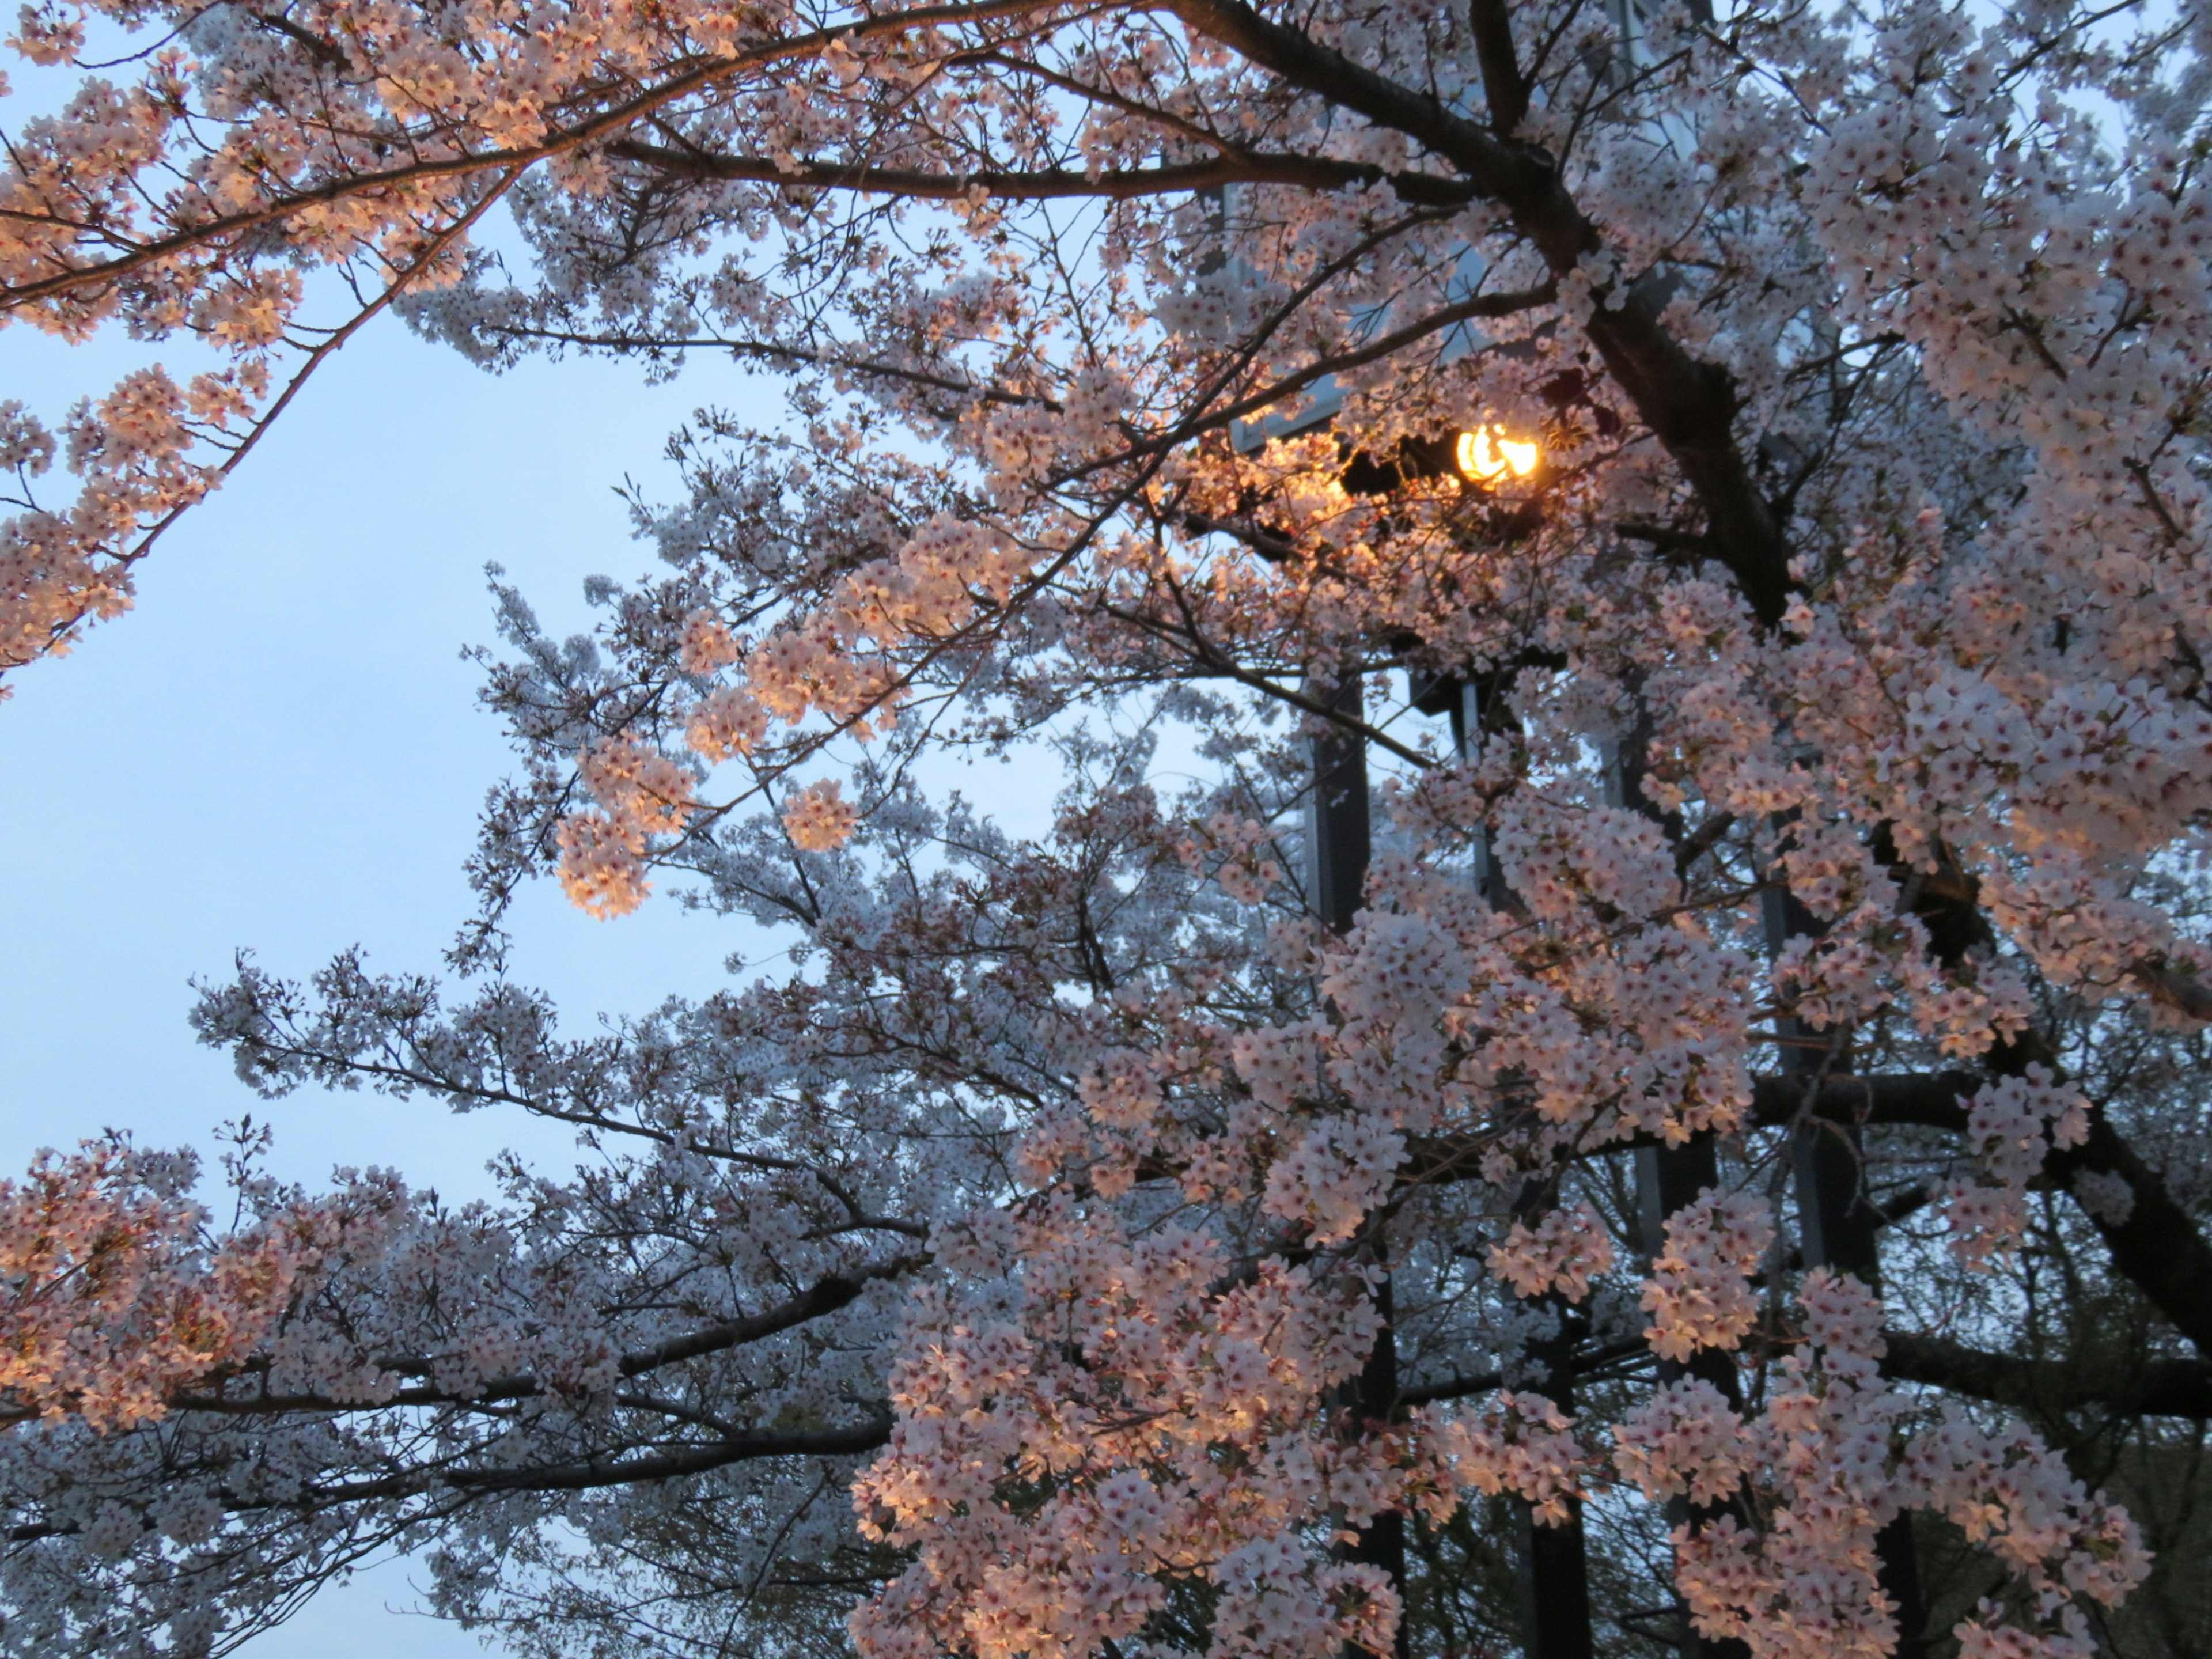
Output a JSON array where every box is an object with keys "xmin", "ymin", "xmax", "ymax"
[
  {"xmin": 1747, "ymin": 1070, "xmax": 1978, "ymax": 1132},
  {"xmin": 1466, "ymin": 0, "xmax": 1532, "ymax": 131},
  {"xmin": 2, "ymin": 0, "xmax": 1060, "ymax": 311},
  {"xmin": 620, "ymin": 1254, "xmax": 929, "ymax": 1376},
  {"xmin": 441, "ymin": 1414, "xmax": 893, "ymax": 1493},
  {"xmin": 2130, "ymin": 957, "xmax": 2212, "ymax": 1022},
  {"xmin": 1884, "ymin": 1330, "xmax": 2212, "ymax": 1419},
  {"xmin": 605, "ymin": 141, "xmax": 1479, "ymax": 206},
  {"xmin": 1755, "ymin": 1067, "xmax": 2212, "ymax": 1360},
  {"xmin": 24, "ymin": 1255, "xmax": 932, "ymax": 1430}
]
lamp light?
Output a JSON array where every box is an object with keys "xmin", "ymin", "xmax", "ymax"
[{"xmin": 1455, "ymin": 425, "xmax": 1540, "ymax": 482}]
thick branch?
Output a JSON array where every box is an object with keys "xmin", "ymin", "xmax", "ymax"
[
  {"xmin": 1747, "ymin": 1070, "xmax": 1977, "ymax": 1133},
  {"xmin": 2044, "ymin": 1112, "xmax": 2212, "ymax": 1361},
  {"xmin": 1466, "ymin": 0, "xmax": 1532, "ymax": 131},
  {"xmin": 619, "ymin": 1253, "xmax": 929, "ymax": 1376},
  {"xmin": 1758, "ymin": 1069, "xmax": 2212, "ymax": 1359},
  {"xmin": 1884, "ymin": 1330, "xmax": 2212, "ymax": 1419},
  {"xmin": 441, "ymin": 1414, "xmax": 892, "ymax": 1493},
  {"xmin": 1384, "ymin": 1073, "xmax": 1981, "ymax": 1188},
  {"xmin": 5, "ymin": 1415, "xmax": 894, "ymax": 1544},
  {"xmin": 1403, "ymin": 1067, "xmax": 2212, "ymax": 1358},
  {"xmin": 606, "ymin": 141, "xmax": 1479, "ymax": 206},
  {"xmin": 1878, "ymin": 855, "xmax": 2212, "ymax": 1356},
  {"xmin": 13, "ymin": 1255, "xmax": 930, "ymax": 1431},
  {"xmin": 2131, "ymin": 958, "xmax": 2212, "ymax": 1022}
]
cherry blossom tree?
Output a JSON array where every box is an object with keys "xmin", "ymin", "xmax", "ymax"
[{"xmin": 5, "ymin": 0, "xmax": 2212, "ymax": 1655}]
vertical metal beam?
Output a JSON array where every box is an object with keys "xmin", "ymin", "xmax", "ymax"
[
  {"xmin": 1309, "ymin": 672, "xmax": 1406, "ymax": 1658},
  {"xmin": 1760, "ymin": 866, "xmax": 1928, "ymax": 1659},
  {"xmin": 1309, "ymin": 675, "xmax": 1372, "ymax": 940},
  {"xmin": 1512, "ymin": 1504, "xmax": 1596, "ymax": 1659},
  {"xmin": 1340, "ymin": 1272, "xmax": 1408, "ymax": 1659},
  {"xmin": 1507, "ymin": 1165, "xmax": 1597, "ymax": 1659},
  {"xmin": 1429, "ymin": 669, "xmax": 1595, "ymax": 1659},
  {"xmin": 1607, "ymin": 722, "xmax": 1751, "ymax": 1659},
  {"xmin": 1630, "ymin": 1131, "xmax": 1752, "ymax": 1659},
  {"xmin": 1457, "ymin": 680, "xmax": 1514, "ymax": 913}
]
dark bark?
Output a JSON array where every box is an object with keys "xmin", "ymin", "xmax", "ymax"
[
  {"xmin": 1873, "ymin": 851, "xmax": 2212, "ymax": 1361},
  {"xmin": 620, "ymin": 1254, "xmax": 927, "ymax": 1375},
  {"xmin": 611, "ymin": 139, "xmax": 1483, "ymax": 207},
  {"xmin": 437, "ymin": 1414, "xmax": 893, "ymax": 1493},
  {"xmin": 1465, "ymin": 0, "xmax": 1531, "ymax": 132},
  {"xmin": 1745, "ymin": 1070, "xmax": 1980, "ymax": 1133},
  {"xmin": 2042, "ymin": 1111, "xmax": 2212, "ymax": 1362},
  {"xmin": 1883, "ymin": 1331, "xmax": 2212, "ymax": 1421}
]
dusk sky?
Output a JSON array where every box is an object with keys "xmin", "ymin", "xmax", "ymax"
[{"xmin": 1, "ymin": 316, "xmax": 783, "ymax": 1655}]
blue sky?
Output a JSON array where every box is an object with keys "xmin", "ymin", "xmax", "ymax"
[{"xmin": 1, "ymin": 316, "xmax": 783, "ymax": 1654}]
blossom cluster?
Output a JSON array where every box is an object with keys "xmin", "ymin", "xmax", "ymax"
[
  {"xmin": 1943, "ymin": 1069, "xmax": 2092, "ymax": 1267},
  {"xmin": 0, "ymin": 1144, "xmax": 290, "ymax": 1430},
  {"xmin": 7, "ymin": 0, "xmax": 2209, "ymax": 1650},
  {"xmin": 557, "ymin": 732, "xmax": 698, "ymax": 916}
]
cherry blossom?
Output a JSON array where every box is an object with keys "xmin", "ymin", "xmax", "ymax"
[{"xmin": 4, "ymin": 0, "xmax": 2211, "ymax": 1651}]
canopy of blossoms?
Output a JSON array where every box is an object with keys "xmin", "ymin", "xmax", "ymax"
[{"xmin": 2, "ymin": 0, "xmax": 2210, "ymax": 1655}]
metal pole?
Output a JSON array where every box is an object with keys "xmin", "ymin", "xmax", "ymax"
[
  {"xmin": 1605, "ymin": 721, "xmax": 1752, "ymax": 1659},
  {"xmin": 1422, "ymin": 666, "xmax": 1596, "ymax": 1659},
  {"xmin": 1761, "ymin": 854, "xmax": 1927, "ymax": 1659},
  {"xmin": 1309, "ymin": 674, "xmax": 1372, "ymax": 938},
  {"xmin": 1309, "ymin": 672, "xmax": 1406, "ymax": 1659}
]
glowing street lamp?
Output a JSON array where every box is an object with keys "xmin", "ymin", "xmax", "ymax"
[{"xmin": 1455, "ymin": 425, "xmax": 1540, "ymax": 483}]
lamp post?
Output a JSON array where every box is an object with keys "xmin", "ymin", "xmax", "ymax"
[
  {"xmin": 1309, "ymin": 425, "xmax": 1552, "ymax": 1659},
  {"xmin": 1385, "ymin": 425, "xmax": 1607, "ymax": 1659}
]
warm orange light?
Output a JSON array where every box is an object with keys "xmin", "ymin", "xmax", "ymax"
[{"xmin": 1455, "ymin": 425, "xmax": 1540, "ymax": 482}]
